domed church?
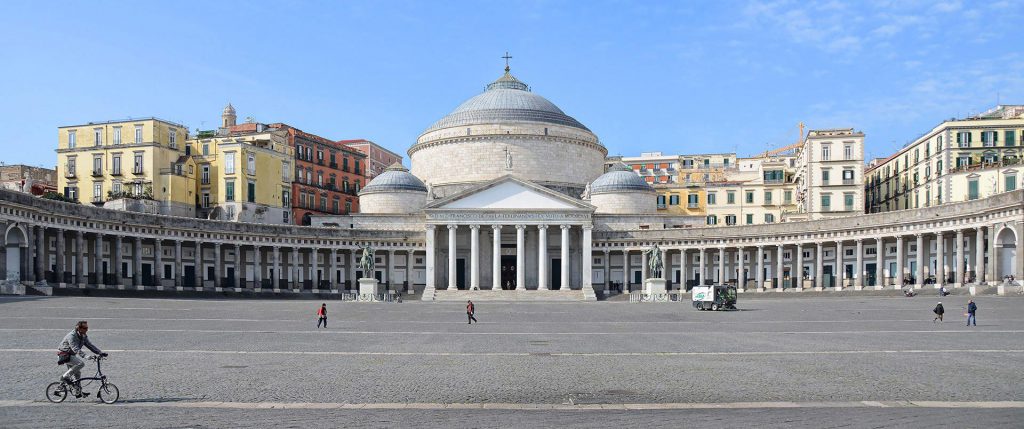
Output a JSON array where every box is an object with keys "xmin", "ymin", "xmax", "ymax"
[{"xmin": 314, "ymin": 66, "xmax": 694, "ymax": 300}]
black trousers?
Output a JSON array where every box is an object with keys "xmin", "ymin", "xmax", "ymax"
[
  {"xmin": 467, "ymin": 312, "xmax": 477, "ymax": 323},
  {"xmin": 318, "ymin": 316, "xmax": 327, "ymax": 328}
]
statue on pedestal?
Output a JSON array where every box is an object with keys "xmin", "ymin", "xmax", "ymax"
[
  {"xmin": 358, "ymin": 244, "xmax": 374, "ymax": 275},
  {"xmin": 645, "ymin": 244, "xmax": 663, "ymax": 279}
]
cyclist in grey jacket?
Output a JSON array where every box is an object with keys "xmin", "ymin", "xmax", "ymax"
[{"xmin": 57, "ymin": 321, "xmax": 106, "ymax": 396}]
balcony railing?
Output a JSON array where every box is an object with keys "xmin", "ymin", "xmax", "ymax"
[
  {"xmin": 842, "ymin": 179, "xmax": 855, "ymax": 185},
  {"xmin": 657, "ymin": 203, "xmax": 667, "ymax": 209},
  {"xmin": 111, "ymin": 169, "xmax": 122, "ymax": 176},
  {"xmin": 132, "ymin": 168, "xmax": 144, "ymax": 175},
  {"xmin": 91, "ymin": 169, "xmax": 103, "ymax": 177},
  {"xmin": 687, "ymin": 203, "xmax": 699, "ymax": 209},
  {"xmin": 64, "ymin": 170, "xmax": 76, "ymax": 178}
]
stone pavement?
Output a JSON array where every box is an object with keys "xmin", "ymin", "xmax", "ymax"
[{"xmin": 0, "ymin": 295, "xmax": 1021, "ymax": 427}]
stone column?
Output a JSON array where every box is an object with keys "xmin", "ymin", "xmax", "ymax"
[
  {"xmin": 290, "ymin": 246, "xmax": 299, "ymax": 289},
  {"xmin": 154, "ymin": 239, "xmax": 163, "ymax": 289},
  {"xmin": 311, "ymin": 246, "xmax": 320, "ymax": 290},
  {"xmin": 132, "ymin": 237, "xmax": 142, "ymax": 288},
  {"xmin": 273, "ymin": 246, "xmax": 281, "ymax": 290},
  {"xmin": 795, "ymin": 243, "xmax": 804, "ymax": 289},
  {"xmin": 447, "ymin": 224, "xmax": 457, "ymax": 290},
  {"xmin": 602, "ymin": 249, "xmax": 611, "ymax": 292},
  {"xmin": 815, "ymin": 242, "xmax": 824, "ymax": 290},
  {"xmin": 775, "ymin": 245, "xmax": 784, "ymax": 289},
  {"xmin": 896, "ymin": 236, "xmax": 905, "ymax": 287},
  {"xmin": 425, "ymin": 225, "xmax": 436, "ymax": 293},
  {"xmin": 738, "ymin": 248, "xmax": 747, "ymax": 291},
  {"xmin": 348, "ymin": 247, "xmax": 358, "ymax": 286},
  {"xmin": 855, "ymin": 239, "xmax": 864, "ymax": 289},
  {"xmin": 469, "ymin": 225, "xmax": 479, "ymax": 290},
  {"xmin": 956, "ymin": 230, "xmax": 965, "ymax": 286},
  {"xmin": 718, "ymin": 247, "xmax": 726, "ymax": 284},
  {"xmin": 405, "ymin": 249, "xmax": 413, "ymax": 293},
  {"xmin": 875, "ymin": 237, "xmax": 884, "ymax": 288},
  {"xmin": 915, "ymin": 234, "xmax": 925, "ymax": 288},
  {"xmin": 582, "ymin": 225, "xmax": 593, "ymax": 292},
  {"xmin": 327, "ymin": 248, "xmax": 335, "ymax": 290},
  {"xmin": 537, "ymin": 225, "xmax": 548, "ymax": 290},
  {"xmin": 560, "ymin": 225, "xmax": 570, "ymax": 290},
  {"xmin": 213, "ymin": 243, "xmax": 222, "ymax": 289},
  {"xmin": 622, "ymin": 249, "xmax": 630, "ymax": 292},
  {"xmin": 173, "ymin": 241, "xmax": 182, "ymax": 289},
  {"xmin": 55, "ymin": 229, "xmax": 65, "ymax": 283},
  {"xmin": 640, "ymin": 249, "xmax": 648, "ymax": 285},
  {"xmin": 662, "ymin": 247, "xmax": 670, "ymax": 281},
  {"xmin": 987, "ymin": 225, "xmax": 997, "ymax": 284},
  {"xmin": 934, "ymin": 232, "xmax": 944, "ymax": 287},
  {"xmin": 515, "ymin": 225, "xmax": 526, "ymax": 290},
  {"xmin": 755, "ymin": 245, "xmax": 765, "ymax": 290},
  {"xmin": 93, "ymin": 233, "xmax": 104, "ymax": 286},
  {"xmin": 75, "ymin": 231, "xmax": 85, "ymax": 286},
  {"xmin": 680, "ymin": 249, "xmax": 688, "ymax": 290},
  {"xmin": 491, "ymin": 225, "xmax": 501, "ymax": 291},
  {"xmin": 24, "ymin": 226, "xmax": 36, "ymax": 283},
  {"xmin": 835, "ymin": 240, "xmax": 844, "ymax": 290},
  {"xmin": 254, "ymin": 246, "xmax": 263, "ymax": 289},
  {"xmin": 698, "ymin": 248, "xmax": 706, "ymax": 286},
  {"xmin": 194, "ymin": 240, "xmax": 202, "ymax": 289},
  {"xmin": 113, "ymin": 235, "xmax": 123, "ymax": 287}
]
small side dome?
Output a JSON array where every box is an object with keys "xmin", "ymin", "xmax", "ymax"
[
  {"xmin": 590, "ymin": 163, "xmax": 654, "ymax": 194},
  {"xmin": 223, "ymin": 103, "xmax": 236, "ymax": 115},
  {"xmin": 360, "ymin": 163, "xmax": 428, "ymax": 194}
]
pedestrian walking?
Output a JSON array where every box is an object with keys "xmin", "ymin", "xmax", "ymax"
[
  {"xmin": 466, "ymin": 300, "xmax": 477, "ymax": 324},
  {"xmin": 932, "ymin": 301, "xmax": 944, "ymax": 323},
  {"xmin": 965, "ymin": 300, "xmax": 977, "ymax": 326},
  {"xmin": 317, "ymin": 303, "xmax": 327, "ymax": 329}
]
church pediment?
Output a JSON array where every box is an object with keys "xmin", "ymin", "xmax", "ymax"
[{"xmin": 426, "ymin": 176, "xmax": 593, "ymax": 211}]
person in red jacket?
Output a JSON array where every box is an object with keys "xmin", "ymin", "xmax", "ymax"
[
  {"xmin": 466, "ymin": 300, "xmax": 477, "ymax": 324},
  {"xmin": 317, "ymin": 303, "xmax": 327, "ymax": 329}
]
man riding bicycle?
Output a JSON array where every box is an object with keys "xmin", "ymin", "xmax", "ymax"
[{"xmin": 57, "ymin": 320, "xmax": 107, "ymax": 397}]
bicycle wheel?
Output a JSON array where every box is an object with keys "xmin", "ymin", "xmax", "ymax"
[
  {"xmin": 97, "ymin": 382, "xmax": 119, "ymax": 404},
  {"xmin": 45, "ymin": 382, "xmax": 67, "ymax": 403}
]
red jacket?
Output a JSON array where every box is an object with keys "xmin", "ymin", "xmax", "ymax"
[
  {"xmin": 466, "ymin": 303, "xmax": 474, "ymax": 314},
  {"xmin": 317, "ymin": 307, "xmax": 326, "ymax": 317}
]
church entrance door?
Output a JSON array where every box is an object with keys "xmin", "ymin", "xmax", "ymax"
[
  {"xmin": 552, "ymin": 258, "xmax": 562, "ymax": 290},
  {"xmin": 456, "ymin": 259, "xmax": 466, "ymax": 290},
  {"xmin": 501, "ymin": 255, "xmax": 516, "ymax": 290}
]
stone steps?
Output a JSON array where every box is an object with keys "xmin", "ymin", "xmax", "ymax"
[{"xmin": 431, "ymin": 289, "xmax": 588, "ymax": 301}]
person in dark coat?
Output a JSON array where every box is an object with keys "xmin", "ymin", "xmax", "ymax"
[
  {"xmin": 966, "ymin": 300, "xmax": 977, "ymax": 326},
  {"xmin": 466, "ymin": 300, "xmax": 477, "ymax": 324},
  {"xmin": 317, "ymin": 303, "xmax": 327, "ymax": 329},
  {"xmin": 933, "ymin": 302, "xmax": 944, "ymax": 322}
]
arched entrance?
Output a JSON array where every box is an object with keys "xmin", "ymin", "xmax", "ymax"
[
  {"xmin": 4, "ymin": 225, "xmax": 27, "ymax": 282},
  {"xmin": 995, "ymin": 227, "xmax": 1017, "ymax": 280}
]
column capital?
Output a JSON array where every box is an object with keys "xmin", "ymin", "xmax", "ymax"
[
  {"xmin": 603, "ymin": 249, "xmax": 610, "ymax": 255},
  {"xmin": 560, "ymin": 224, "xmax": 571, "ymax": 231},
  {"xmin": 537, "ymin": 224, "xmax": 548, "ymax": 231},
  {"xmin": 582, "ymin": 225, "xmax": 593, "ymax": 231},
  {"xmin": 134, "ymin": 236, "xmax": 142, "ymax": 243},
  {"xmin": 76, "ymin": 230, "xmax": 83, "ymax": 238},
  {"xmin": 425, "ymin": 224, "xmax": 436, "ymax": 231},
  {"xmin": 388, "ymin": 249, "xmax": 395, "ymax": 255},
  {"xmin": 214, "ymin": 242, "xmax": 222, "ymax": 248},
  {"xmin": 856, "ymin": 238, "xmax": 863, "ymax": 243},
  {"xmin": 469, "ymin": 224, "xmax": 480, "ymax": 231},
  {"xmin": 490, "ymin": 224, "xmax": 502, "ymax": 232},
  {"xmin": 154, "ymin": 238, "xmax": 162, "ymax": 243},
  {"xmin": 447, "ymin": 224, "xmax": 458, "ymax": 231},
  {"xmin": 515, "ymin": 224, "xmax": 526, "ymax": 231}
]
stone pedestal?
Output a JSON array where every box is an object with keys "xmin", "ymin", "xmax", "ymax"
[
  {"xmin": 359, "ymin": 278, "xmax": 383, "ymax": 296},
  {"xmin": 643, "ymin": 278, "xmax": 666, "ymax": 295}
]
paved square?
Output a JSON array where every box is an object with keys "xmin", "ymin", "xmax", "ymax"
[{"xmin": 1, "ymin": 295, "xmax": 1022, "ymax": 427}]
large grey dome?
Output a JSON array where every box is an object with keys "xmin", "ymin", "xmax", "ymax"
[
  {"xmin": 590, "ymin": 163, "xmax": 654, "ymax": 194},
  {"xmin": 360, "ymin": 163, "xmax": 427, "ymax": 194},
  {"xmin": 424, "ymin": 71, "xmax": 591, "ymax": 133}
]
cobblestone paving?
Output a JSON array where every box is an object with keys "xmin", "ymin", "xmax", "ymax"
[{"xmin": 1, "ymin": 295, "xmax": 1022, "ymax": 427}]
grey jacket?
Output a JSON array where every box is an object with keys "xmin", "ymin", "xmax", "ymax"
[{"xmin": 57, "ymin": 330, "xmax": 102, "ymax": 356}]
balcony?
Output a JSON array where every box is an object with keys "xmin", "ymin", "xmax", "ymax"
[
  {"xmin": 64, "ymin": 170, "xmax": 76, "ymax": 178},
  {"xmin": 657, "ymin": 203, "xmax": 667, "ymax": 210},
  {"xmin": 687, "ymin": 203, "xmax": 699, "ymax": 209},
  {"xmin": 110, "ymin": 169, "xmax": 122, "ymax": 177},
  {"xmin": 91, "ymin": 169, "xmax": 103, "ymax": 177},
  {"xmin": 132, "ymin": 168, "xmax": 144, "ymax": 175},
  {"xmin": 329, "ymin": 162, "xmax": 338, "ymax": 169},
  {"xmin": 842, "ymin": 179, "xmax": 855, "ymax": 185}
]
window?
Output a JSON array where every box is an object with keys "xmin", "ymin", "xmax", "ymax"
[
  {"xmin": 299, "ymin": 192, "xmax": 307, "ymax": 208},
  {"xmin": 134, "ymin": 125, "xmax": 143, "ymax": 143},
  {"xmin": 821, "ymin": 194, "xmax": 831, "ymax": 211},
  {"xmin": 282, "ymin": 190, "xmax": 290, "ymax": 207},
  {"xmin": 112, "ymin": 155, "xmax": 121, "ymax": 175},
  {"xmin": 345, "ymin": 200, "xmax": 352, "ymax": 214},
  {"xmin": 320, "ymin": 195, "xmax": 327, "ymax": 211},
  {"xmin": 957, "ymin": 131, "xmax": 971, "ymax": 147},
  {"xmin": 707, "ymin": 193, "xmax": 716, "ymax": 205},
  {"xmin": 706, "ymin": 215, "xmax": 717, "ymax": 225},
  {"xmin": 844, "ymin": 145, "xmax": 853, "ymax": 160},
  {"xmin": 343, "ymin": 179, "xmax": 349, "ymax": 192},
  {"xmin": 657, "ymin": 195, "xmax": 666, "ymax": 208},
  {"xmin": 842, "ymin": 169, "xmax": 854, "ymax": 184},
  {"xmin": 201, "ymin": 166, "xmax": 210, "ymax": 184},
  {"xmin": 764, "ymin": 190, "xmax": 773, "ymax": 204},
  {"xmin": 745, "ymin": 191, "xmax": 754, "ymax": 204},
  {"xmin": 68, "ymin": 130, "xmax": 76, "ymax": 148},
  {"xmin": 355, "ymin": 180, "xmax": 361, "ymax": 192},
  {"xmin": 844, "ymin": 193, "xmax": 854, "ymax": 210},
  {"xmin": 247, "ymin": 182, "xmax": 255, "ymax": 203},
  {"xmin": 169, "ymin": 129, "xmax": 177, "ymax": 148},
  {"xmin": 282, "ymin": 161, "xmax": 290, "ymax": 181},
  {"xmin": 113, "ymin": 127, "xmax": 121, "ymax": 145},
  {"xmin": 821, "ymin": 145, "xmax": 831, "ymax": 161},
  {"xmin": 133, "ymin": 154, "xmax": 143, "ymax": 174},
  {"xmin": 332, "ymin": 198, "xmax": 340, "ymax": 214},
  {"xmin": 112, "ymin": 182, "xmax": 121, "ymax": 194},
  {"xmin": 686, "ymin": 193, "xmax": 699, "ymax": 208},
  {"xmin": 283, "ymin": 210, "xmax": 289, "ymax": 223},
  {"xmin": 202, "ymin": 143, "xmax": 209, "ymax": 156},
  {"xmin": 93, "ymin": 128, "xmax": 101, "ymax": 146},
  {"xmin": 783, "ymin": 190, "xmax": 792, "ymax": 204},
  {"xmin": 342, "ymin": 157, "xmax": 349, "ymax": 171},
  {"xmin": 745, "ymin": 214, "xmax": 753, "ymax": 225},
  {"xmin": 764, "ymin": 213, "xmax": 775, "ymax": 223},
  {"xmin": 1006, "ymin": 174, "xmax": 1017, "ymax": 192},
  {"xmin": 306, "ymin": 169, "xmax": 312, "ymax": 184},
  {"xmin": 317, "ymin": 171, "xmax": 324, "ymax": 186},
  {"xmin": 64, "ymin": 186, "xmax": 78, "ymax": 201},
  {"xmin": 92, "ymin": 157, "xmax": 102, "ymax": 175},
  {"xmin": 225, "ymin": 153, "xmax": 235, "ymax": 174},
  {"xmin": 822, "ymin": 170, "xmax": 830, "ymax": 184},
  {"xmin": 968, "ymin": 179, "xmax": 979, "ymax": 200},
  {"xmin": 669, "ymin": 194, "xmax": 679, "ymax": 205},
  {"xmin": 93, "ymin": 182, "xmax": 102, "ymax": 200},
  {"xmin": 202, "ymin": 193, "xmax": 210, "ymax": 208},
  {"xmin": 317, "ymin": 150, "xmax": 323, "ymax": 163},
  {"xmin": 982, "ymin": 130, "xmax": 997, "ymax": 147},
  {"xmin": 1007, "ymin": 130, "xmax": 1017, "ymax": 147},
  {"xmin": 725, "ymin": 215, "xmax": 736, "ymax": 225},
  {"xmin": 225, "ymin": 181, "xmax": 235, "ymax": 201},
  {"xmin": 247, "ymin": 154, "xmax": 255, "ymax": 175},
  {"xmin": 727, "ymin": 192, "xmax": 735, "ymax": 204}
]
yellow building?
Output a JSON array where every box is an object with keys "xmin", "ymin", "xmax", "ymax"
[
  {"xmin": 56, "ymin": 118, "xmax": 195, "ymax": 217},
  {"xmin": 865, "ymin": 105, "xmax": 1023, "ymax": 213},
  {"xmin": 188, "ymin": 126, "xmax": 294, "ymax": 224}
]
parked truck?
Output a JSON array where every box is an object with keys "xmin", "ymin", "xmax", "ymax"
[{"xmin": 691, "ymin": 285, "xmax": 737, "ymax": 311}]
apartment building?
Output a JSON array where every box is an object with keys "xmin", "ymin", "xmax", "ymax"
[{"xmin": 342, "ymin": 139, "xmax": 401, "ymax": 181}]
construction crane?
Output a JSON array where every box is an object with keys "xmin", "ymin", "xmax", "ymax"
[{"xmin": 755, "ymin": 122, "xmax": 804, "ymax": 158}]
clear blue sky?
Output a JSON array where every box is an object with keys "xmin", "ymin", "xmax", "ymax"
[{"xmin": 1, "ymin": 0, "xmax": 1021, "ymax": 168}]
